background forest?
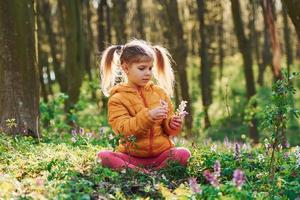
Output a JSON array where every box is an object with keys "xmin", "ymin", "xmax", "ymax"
[{"xmin": 0, "ymin": 0, "xmax": 300, "ymax": 199}]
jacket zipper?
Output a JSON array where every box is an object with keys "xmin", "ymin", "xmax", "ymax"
[{"xmin": 139, "ymin": 90, "xmax": 154, "ymax": 156}]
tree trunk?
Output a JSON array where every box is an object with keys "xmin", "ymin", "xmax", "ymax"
[
  {"xmin": 60, "ymin": 0, "xmax": 85, "ymax": 110},
  {"xmin": 282, "ymin": 0, "xmax": 300, "ymax": 40},
  {"xmin": 197, "ymin": 0, "xmax": 211, "ymax": 129},
  {"xmin": 258, "ymin": 2, "xmax": 273, "ymax": 86},
  {"xmin": 37, "ymin": 1, "xmax": 48, "ymax": 103},
  {"xmin": 112, "ymin": 0, "xmax": 127, "ymax": 43},
  {"xmin": 262, "ymin": 0, "xmax": 282, "ymax": 80},
  {"xmin": 158, "ymin": 0, "xmax": 193, "ymax": 135},
  {"xmin": 40, "ymin": 0, "xmax": 67, "ymax": 94},
  {"xmin": 217, "ymin": 2, "xmax": 224, "ymax": 81},
  {"xmin": 230, "ymin": 0, "xmax": 259, "ymax": 143},
  {"xmin": 136, "ymin": 0, "xmax": 146, "ymax": 40},
  {"xmin": 282, "ymin": 2, "xmax": 293, "ymax": 75},
  {"xmin": 98, "ymin": 0, "xmax": 106, "ymax": 52},
  {"xmin": 106, "ymin": 1, "xmax": 112, "ymax": 44},
  {"xmin": 0, "ymin": 0, "xmax": 40, "ymax": 138},
  {"xmin": 83, "ymin": 0, "xmax": 96, "ymax": 100}
]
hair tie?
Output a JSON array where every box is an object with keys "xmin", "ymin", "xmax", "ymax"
[{"xmin": 117, "ymin": 45, "xmax": 125, "ymax": 56}]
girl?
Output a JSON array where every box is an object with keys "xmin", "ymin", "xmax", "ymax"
[{"xmin": 97, "ymin": 40, "xmax": 190, "ymax": 173}]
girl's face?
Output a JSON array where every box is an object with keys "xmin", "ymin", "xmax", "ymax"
[{"xmin": 124, "ymin": 59, "xmax": 153, "ymax": 90}]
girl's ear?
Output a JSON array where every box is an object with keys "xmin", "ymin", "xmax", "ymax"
[{"xmin": 122, "ymin": 63, "xmax": 129, "ymax": 73}]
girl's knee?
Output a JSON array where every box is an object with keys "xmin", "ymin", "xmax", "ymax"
[
  {"xmin": 173, "ymin": 148, "xmax": 191, "ymax": 165},
  {"xmin": 97, "ymin": 150, "xmax": 113, "ymax": 161}
]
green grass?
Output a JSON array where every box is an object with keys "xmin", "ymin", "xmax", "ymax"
[{"xmin": 1, "ymin": 133, "xmax": 299, "ymax": 199}]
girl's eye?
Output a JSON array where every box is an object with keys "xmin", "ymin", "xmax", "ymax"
[{"xmin": 138, "ymin": 68, "xmax": 144, "ymax": 70}]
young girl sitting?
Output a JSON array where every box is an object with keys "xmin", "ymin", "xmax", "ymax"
[{"xmin": 97, "ymin": 39, "xmax": 190, "ymax": 173}]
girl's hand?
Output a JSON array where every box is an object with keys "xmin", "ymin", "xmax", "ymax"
[
  {"xmin": 149, "ymin": 106, "xmax": 168, "ymax": 120},
  {"xmin": 169, "ymin": 116, "xmax": 182, "ymax": 130}
]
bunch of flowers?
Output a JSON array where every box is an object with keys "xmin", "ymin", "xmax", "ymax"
[
  {"xmin": 176, "ymin": 100, "xmax": 188, "ymax": 119},
  {"xmin": 71, "ymin": 127, "xmax": 93, "ymax": 143},
  {"xmin": 232, "ymin": 169, "xmax": 245, "ymax": 190},
  {"xmin": 203, "ymin": 160, "xmax": 221, "ymax": 188},
  {"xmin": 202, "ymin": 160, "xmax": 246, "ymax": 190},
  {"xmin": 160, "ymin": 99, "xmax": 188, "ymax": 119},
  {"xmin": 188, "ymin": 177, "xmax": 202, "ymax": 194}
]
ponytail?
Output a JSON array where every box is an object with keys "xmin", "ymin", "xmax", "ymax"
[
  {"xmin": 153, "ymin": 45, "xmax": 175, "ymax": 97},
  {"xmin": 100, "ymin": 45, "xmax": 125, "ymax": 96}
]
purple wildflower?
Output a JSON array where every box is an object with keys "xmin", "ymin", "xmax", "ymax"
[
  {"xmin": 99, "ymin": 127, "xmax": 105, "ymax": 135},
  {"xmin": 188, "ymin": 177, "xmax": 202, "ymax": 194},
  {"xmin": 284, "ymin": 152, "xmax": 289, "ymax": 159},
  {"xmin": 71, "ymin": 129, "xmax": 77, "ymax": 137},
  {"xmin": 234, "ymin": 143, "xmax": 240, "ymax": 160},
  {"xmin": 232, "ymin": 169, "xmax": 245, "ymax": 190},
  {"xmin": 295, "ymin": 146, "xmax": 300, "ymax": 168},
  {"xmin": 223, "ymin": 137, "xmax": 231, "ymax": 150},
  {"xmin": 79, "ymin": 127, "xmax": 85, "ymax": 135},
  {"xmin": 203, "ymin": 170, "xmax": 219, "ymax": 188},
  {"xmin": 35, "ymin": 177, "xmax": 44, "ymax": 186},
  {"xmin": 214, "ymin": 160, "xmax": 221, "ymax": 177}
]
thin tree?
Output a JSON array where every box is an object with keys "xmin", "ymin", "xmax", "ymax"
[
  {"xmin": 197, "ymin": 0, "xmax": 211, "ymax": 129},
  {"xmin": 217, "ymin": 1, "xmax": 224, "ymax": 81},
  {"xmin": 136, "ymin": 0, "xmax": 146, "ymax": 39},
  {"xmin": 40, "ymin": 0, "xmax": 67, "ymax": 94},
  {"xmin": 60, "ymin": 0, "xmax": 85, "ymax": 111},
  {"xmin": 98, "ymin": 0, "xmax": 106, "ymax": 52},
  {"xmin": 0, "ymin": 0, "xmax": 40, "ymax": 137},
  {"xmin": 83, "ymin": 0, "xmax": 96, "ymax": 99},
  {"xmin": 230, "ymin": 0, "xmax": 259, "ymax": 143},
  {"xmin": 282, "ymin": 0, "xmax": 300, "ymax": 40},
  {"xmin": 37, "ymin": 0, "xmax": 49, "ymax": 103},
  {"xmin": 111, "ymin": 0, "xmax": 127, "ymax": 43},
  {"xmin": 282, "ymin": 1, "xmax": 293, "ymax": 75},
  {"xmin": 262, "ymin": 0, "xmax": 282, "ymax": 80}
]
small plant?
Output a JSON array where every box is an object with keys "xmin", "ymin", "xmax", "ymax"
[
  {"xmin": 5, "ymin": 118, "xmax": 17, "ymax": 129},
  {"xmin": 261, "ymin": 71, "xmax": 300, "ymax": 181}
]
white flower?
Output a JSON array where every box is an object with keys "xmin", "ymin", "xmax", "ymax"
[
  {"xmin": 210, "ymin": 144, "xmax": 217, "ymax": 152},
  {"xmin": 295, "ymin": 146, "xmax": 300, "ymax": 168},
  {"xmin": 71, "ymin": 137, "xmax": 77, "ymax": 143},
  {"xmin": 108, "ymin": 134, "xmax": 114, "ymax": 140},
  {"xmin": 257, "ymin": 154, "xmax": 265, "ymax": 162},
  {"xmin": 176, "ymin": 100, "xmax": 188, "ymax": 118},
  {"xmin": 86, "ymin": 132, "xmax": 93, "ymax": 138},
  {"xmin": 264, "ymin": 138, "xmax": 270, "ymax": 150},
  {"xmin": 242, "ymin": 143, "xmax": 251, "ymax": 151}
]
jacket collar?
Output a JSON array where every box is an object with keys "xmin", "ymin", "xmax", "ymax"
[{"xmin": 109, "ymin": 81, "xmax": 154, "ymax": 96}]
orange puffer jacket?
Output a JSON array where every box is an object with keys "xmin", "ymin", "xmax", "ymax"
[{"xmin": 108, "ymin": 81, "xmax": 180, "ymax": 157}]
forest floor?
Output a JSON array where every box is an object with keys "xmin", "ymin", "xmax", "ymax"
[{"xmin": 0, "ymin": 132, "xmax": 299, "ymax": 199}]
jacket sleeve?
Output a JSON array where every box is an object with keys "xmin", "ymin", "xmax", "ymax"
[
  {"xmin": 162, "ymin": 94, "xmax": 181, "ymax": 136},
  {"xmin": 108, "ymin": 96, "xmax": 155, "ymax": 137}
]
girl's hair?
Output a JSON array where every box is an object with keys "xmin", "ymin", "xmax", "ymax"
[{"xmin": 100, "ymin": 39, "xmax": 175, "ymax": 97}]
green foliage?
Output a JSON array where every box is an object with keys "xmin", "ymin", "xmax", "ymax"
[
  {"xmin": 40, "ymin": 93, "xmax": 70, "ymax": 132},
  {"xmin": 1, "ymin": 132, "xmax": 300, "ymax": 199},
  {"xmin": 260, "ymin": 71, "xmax": 300, "ymax": 182}
]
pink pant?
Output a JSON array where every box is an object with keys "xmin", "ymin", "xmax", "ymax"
[{"xmin": 97, "ymin": 147, "xmax": 190, "ymax": 173}]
